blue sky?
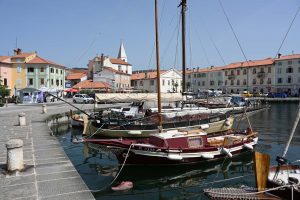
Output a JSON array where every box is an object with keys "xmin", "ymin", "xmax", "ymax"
[{"xmin": 0, "ymin": 0, "xmax": 299, "ymax": 71}]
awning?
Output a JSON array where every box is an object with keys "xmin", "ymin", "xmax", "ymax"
[
  {"xmin": 95, "ymin": 93, "xmax": 183, "ymax": 103},
  {"xmin": 64, "ymin": 88, "xmax": 79, "ymax": 92}
]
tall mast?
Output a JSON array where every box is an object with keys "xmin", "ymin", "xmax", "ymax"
[
  {"xmin": 155, "ymin": 0, "xmax": 162, "ymax": 130},
  {"xmin": 181, "ymin": 0, "xmax": 187, "ymax": 93}
]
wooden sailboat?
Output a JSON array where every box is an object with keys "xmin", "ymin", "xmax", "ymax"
[{"xmin": 83, "ymin": 0, "xmax": 257, "ymax": 166}]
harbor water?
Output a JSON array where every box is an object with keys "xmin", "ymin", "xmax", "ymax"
[{"xmin": 54, "ymin": 102, "xmax": 300, "ymax": 200}]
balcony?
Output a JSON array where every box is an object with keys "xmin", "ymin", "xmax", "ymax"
[{"xmin": 257, "ymin": 72, "xmax": 266, "ymax": 78}]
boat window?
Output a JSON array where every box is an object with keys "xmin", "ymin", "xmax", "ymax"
[
  {"xmin": 122, "ymin": 108, "xmax": 130, "ymax": 111},
  {"xmin": 188, "ymin": 137, "xmax": 203, "ymax": 148}
]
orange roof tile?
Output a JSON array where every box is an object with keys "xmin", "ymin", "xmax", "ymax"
[
  {"xmin": 12, "ymin": 52, "xmax": 35, "ymax": 58},
  {"xmin": 66, "ymin": 73, "xmax": 87, "ymax": 80},
  {"xmin": 102, "ymin": 66, "xmax": 130, "ymax": 75},
  {"xmin": 226, "ymin": 58, "xmax": 274, "ymax": 69},
  {"xmin": 275, "ymin": 54, "xmax": 300, "ymax": 61},
  {"xmin": 72, "ymin": 80, "xmax": 111, "ymax": 89},
  {"xmin": 27, "ymin": 56, "xmax": 64, "ymax": 67},
  {"xmin": 109, "ymin": 58, "xmax": 131, "ymax": 65},
  {"xmin": 131, "ymin": 70, "xmax": 167, "ymax": 80},
  {"xmin": 0, "ymin": 56, "xmax": 11, "ymax": 63}
]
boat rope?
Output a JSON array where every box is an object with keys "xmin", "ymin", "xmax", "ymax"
[
  {"xmin": 282, "ymin": 99, "xmax": 300, "ymax": 158},
  {"xmin": 109, "ymin": 143, "xmax": 134, "ymax": 186},
  {"xmin": 205, "ymin": 182, "xmax": 300, "ymax": 196},
  {"xmin": 85, "ymin": 123, "xmax": 105, "ymax": 139}
]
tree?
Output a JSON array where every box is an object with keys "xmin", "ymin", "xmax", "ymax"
[{"xmin": 0, "ymin": 77, "xmax": 10, "ymax": 98}]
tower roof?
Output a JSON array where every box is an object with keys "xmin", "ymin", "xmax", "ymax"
[{"xmin": 118, "ymin": 42, "xmax": 127, "ymax": 61}]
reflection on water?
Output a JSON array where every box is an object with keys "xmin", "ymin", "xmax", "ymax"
[{"xmin": 55, "ymin": 103, "xmax": 300, "ymax": 200}]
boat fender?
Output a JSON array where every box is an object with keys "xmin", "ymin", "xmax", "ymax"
[
  {"xmin": 201, "ymin": 154, "xmax": 214, "ymax": 159},
  {"xmin": 221, "ymin": 147, "xmax": 232, "ymax": 157},
  {"xmin": 200, "ymin": 124, "xmax": 209, "ymax": 130},
  {"xmin": 128, "ymin": 130, "xmax": 142, "ymax": 135},
  {"xmin": 111, "ymin": 181, "xmax": 133, "ymax": 191},
  {"xmin": 243, "ymin": 143, "xmax": 253, "ymax": 150},
  {"xmin": 167, "ymin": 154, "xmax": 183, "ymax": 160}
]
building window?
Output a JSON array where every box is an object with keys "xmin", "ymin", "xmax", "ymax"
[
  {"xmin": 51, "ymin": 79, "xmax": 54, "ymax": 85},
  {"xmin": 188, "ymin": 75, "xmax": 191, "ymax": 78},
  {"xmin": 253, "ymin": 79, "xmax": 256, "ymax": 85},
  {"xmin": 253, "ymin": 68, "xmax": 256, "ymax": 74},
  {"xmin": 277, "ymin": 78, "xmax": 282, "ymax": 84},
  {"xmin": 17, "ymin": 66, "xmax": 22, "ymax": 73},
  {"xmin": 287, "ymin": 76, "xmax": 292, "ymax": 83},
  {"xmin": 243, "ymin": 79, "xmax": 246, "ymax": 85},
  {"xmin": 194, "ymin": 74, "xmax": 197, "ymax": 78},
  {"xmin": 56, "ymin": 69, "xmax": 58, "ymax": 74},
  {"xmin": 198, "ymin": 81, "xmax": 200, "ymax": 86},
  {"xmin": 237, "ymin": 70, "xmax": 240, "ymax": 75},
  {"xmin": 28, "ymin": 78, "xmax": 33, "ymax": 85},
  {"xmin": 202, "ymin": 81, "xmax": 205, "ymax": 86},
  {"xmin": 288, "ymin": 61, "xmax": 292, "ymax": 65},
  {"xmin": 267, "ymin": 78, "xmax": 271, "ymax": 84},
  {"xmin": 61, "ymin": 70, "xmax": 63, "ymax": 74},
  {"xmin": 278, "ymin": 62, "xmax": 282, "ymax": 66},
  {"xmin": 260, "ymin": 79, "xmax": 264, "ymax": 84},
  {"xmin": 260, "ymin": 68, "xmax": 264, "ymax": 72},
  {"xmin": 218, "ymin": 80, "xmax": 222, "ymax": 86},
  {"xmin": 4, "ymin": 78, "xmax": 7, "ymax": 86},
  {"xmin": 268, "ymin": 67, "xmax": 271, "ymax": 73},
  {"xmin": 286, "ymin": 67, "xmax": 293, "ymax": 73},
  {"xmin": 298, "ymin": 67, "xmax": 300, "ymax": 73},
  {"xmin": 168, "ymin": 80, "xmax": 170, "ymax": 85},
  {"xmin": 139, "ymin": 81, "xmax": 143, "ymax": 86},
  {"xmin": 243, "ymin": 69, "xmax": 247, "ymax": 75},
  {"xmin": 50, "ymin": 68, "xmax": 54, "ymax": 73},
  {"xmin": 278, "ymin": 68, "xmax": 282, "ymax": 74},
  {"xmin": 298, "ymin": 77, "xmax": 300, "ymax": 83},
  {"xmin": 210, "ymin": 81, "xmax": 214, "ymax": 86},
  {"xmin": 27, "ymin": 67, "xmax": 34, "ymax": 73},
  {"xmin": 41, "ymin": 78, "xmax": 44, "ymax": 85},
  {"xmin": 162, "ymin": 79, "xmax": 165, "ymax": 86},
  {"xmin": 225, "ymin": 80, "xmax": 227, "ymax": 85},
  {"xmin": 41, "ymin": 67, "xmax": 44, "ymax": 72},
  {"xmin": 237, "ymin": 79, "xmax": 240, "ymax": 85},
  {"xmin": 225, "ymin": 71, "xmax": 228, "ymax": 76},
  {"xmin": 231, "ymin": 71, "xmax": 234, "ymax": 75},
  {"xmin": 218, "ymin": 72, "xmax": 221, "ymax": 76},
  {"xmin": 56, "ymin": 79, "xmax": 59, "ymax": 86},
  {"xmin": 230, "ymin": 80, "xmax": 234, "ymax": 85}
]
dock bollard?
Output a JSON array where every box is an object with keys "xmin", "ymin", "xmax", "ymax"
[
  {"xmin": 6, "ymin": 139, "xmax": 24, "ymax": 171},
  {"xmin": 18, "ymin": 113, "xmax": 26, "ymax": 126},
  {"xmin": 42, "ymin": 104, "xmax": 47, "ymax": 114}
]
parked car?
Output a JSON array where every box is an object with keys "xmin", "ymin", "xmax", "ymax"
[
  {"xmin": 73, "ymin": 94, "xmax": 94, "ymax": 103},
  {"xmin": 242, "ymin": 91, "xmax": 253, "ymax": 97}
]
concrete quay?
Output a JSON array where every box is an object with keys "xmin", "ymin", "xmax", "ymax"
[{"xmin": 0, "ymin": 101, "xmax": 105, "ymax": 200}]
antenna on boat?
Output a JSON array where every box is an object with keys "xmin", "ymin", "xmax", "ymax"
[{"xmin": 155, "ymin": 0, "xmax": 162, "ymax": 131}]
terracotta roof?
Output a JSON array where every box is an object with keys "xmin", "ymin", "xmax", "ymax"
[
  {"xmin": 72, "ymin": 80, "xmax": 111, "ymax": 89},
  {"xmin": 27, "ymin": 56, "xmax": 64, "ymax": 67},
  {"xmin": 0, "ymin": 56, "xmax": 11, "ymax": 63},
  {"xmin": 226, "ymin": 58, "xmax": 274, "ymax": 69},
  {"xmin": 12, "ymin": 52, "xmax": 35, "ymax": 58},
  {"xmin": 131, "ymin": 70, "xmax": 167, "ymax": 80},
  {"xmin": 94, "ymin": 56, "xmax": 131, "ymax": 65},
  {"xmin": 185, "ymin": 66, "xmax": 227, "ymax": 74},
  {"xmin": 275, "ymin": 54, "xmax": 300, "ymax": 61},
  {"xmin": 109, "ymin": 58, "xmax": 131, "ymax": 65},
  {"xmin": 66, "ymin": 73, "xmax": 87, "ymax": 80},
  {"xmin": 102, "ymin": 66, "xmax": 130, "ymax": 75},
  {"xmin": 66, "ymin": 68, "xmax": 88, "ymax": 74}
]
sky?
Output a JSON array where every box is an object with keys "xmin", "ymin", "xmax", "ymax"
[{"xmin": 0, "ymin": 0, "xmax": 300, "ymax": 71}]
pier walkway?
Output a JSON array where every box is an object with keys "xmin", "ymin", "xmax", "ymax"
[{"xmin": 0, "ymin": 101, "xmax": 104, "ymax": 200}]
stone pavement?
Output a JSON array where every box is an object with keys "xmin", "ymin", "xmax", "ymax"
[{"xmin": 0, "ymin": 101, "xmax": 100, "ymax": 200}]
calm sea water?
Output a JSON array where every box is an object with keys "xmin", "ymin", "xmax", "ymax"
[{"xmin": 54, "ymin": 103, "xmax": 300, "ymax": 200}]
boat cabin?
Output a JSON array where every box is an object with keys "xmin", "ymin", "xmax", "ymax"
[{"xmin": 148, "ymin": 129, "xmax": 208, "ymax": 149}]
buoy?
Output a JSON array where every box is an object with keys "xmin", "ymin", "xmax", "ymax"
[
  {"xmin": 221, "ymin": 147, "xmax": 232, "ymax": 157},
  {"xmin": 243, "ymin": 143, "xmax": 253, "ymax": 150},
  {"xmin": 111, "ymin": 181, "xmax": 133, "ymax": 191}
]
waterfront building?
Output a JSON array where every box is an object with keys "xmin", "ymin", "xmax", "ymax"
[
  {"xmin": 0, "ymin": 48, "xmax": 65, "ymax": 96},
  {"xmin": 65, "ymin": 72, "xmax": 87, "ymax": 88},
  {"xmin": 131, "ymin": 68, "xmax": 182, "ymax": 93},
  {"xmin": 0, "ymin": 56, "xmax": 12, "ymax": 90},
  {"xmin": 185, "ymin": 53, "xmax": 300, "ymax": 96},
  {"xmin": 93, "ymin": 66, "xmax": 131, "ymax": 91},
  {"xmin": 88, "ymin": 42, "xmax": 132, "ymax": 80}
]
